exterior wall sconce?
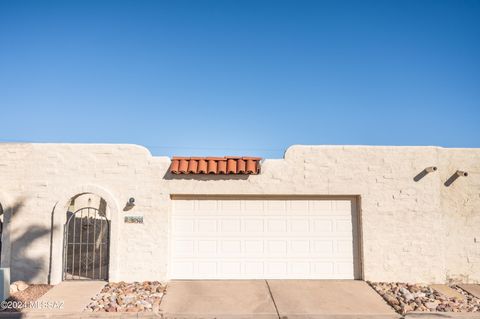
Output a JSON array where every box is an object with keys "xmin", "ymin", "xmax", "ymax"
[
  {"xmin": 444, "ymin": 170, "xmax": 468, "ymax": 187},
  {"xmin": 414, "ymin": 166, "xmax": 438, "ymax": 182},
  {"xmin": 123, "ymin": 197, "xmax": 135, "ymax": 211}
]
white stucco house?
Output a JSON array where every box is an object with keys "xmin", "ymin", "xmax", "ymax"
[{"xmin": 0, "ymin": 143, "xmax": 478, "ymax": 285}]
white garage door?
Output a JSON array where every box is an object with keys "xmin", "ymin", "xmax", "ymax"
[{"xmin": 170, "ymin": 198, "xmax": 358, "ymax": 279}]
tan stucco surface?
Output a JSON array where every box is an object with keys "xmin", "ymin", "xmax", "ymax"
[{"xmin": 0, "ymin": 143, "xmax": 479, "ymax": 284}]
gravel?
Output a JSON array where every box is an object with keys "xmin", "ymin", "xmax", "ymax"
[
  {"xmin": 84, "ymin": 281, "xmax": 166, "ymax": 312},
  {"xmin": 1, "ymin": 284, "xmax": 53, "ymax": 312},
  {"xmin": 369, "ymin": 282, "xmax": 480, "ymax": 314}
]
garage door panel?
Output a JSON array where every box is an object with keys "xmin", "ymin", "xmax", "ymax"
[
  {"xmin": 290, "ymin": 261, "xmax": 310, "ymax": 274},
  {"xmin": 171, "ymin": 261, "xmax": 355, "ymax": 279},
  {"xmin": 172, "ymin": 219, "xmax": 195, "ymax": 233},
  {"xmin": 289, "ymin": 200, "xmax": 309, "ymax": 212},
  {"xmin": 245, "ymin": 261, "xmax": 264, "ymax": 274},
  {"xmin": 265, "ymin": 200, "xmax": 287, "ymax": 214},
  {"xmin": 336, "ymin": 262, "xmax": 355, "ymax": 276},
  {"xmin": 335, "ymin": 200, "xmax": 353, "ymax": 211},
  {"xmin": 173, "ymin": 200, "xmax": 195, "ymax": 212},
  {"xmin": 312, "ymin": 261, "xmax": 335, "ymax": 275},
  {"xmin": 244, "ymin": 219, "xmax": 264, "ymax": 232},
  {"xmin": 337, "ymin": 239, "xmax": 354, "ymax": 254},
  {"xmin": 245, "ymin": 240, "xmax": 264, "ymax": 254},
  {"xmin": 267, "ymin": 261, "xmax": 288, "ymax": 275},
  {"xmin": 197, "ymin": 219, "xmax": 217, "ymax": 233},
  {"xmin": 309, "ymin": 200, "xmax": 333, "ymax": 212},
  {"xmin": 219, "ymin": 219, "xmax": 242, "ymax": 233},
  {"xmin": 196, "ymin": 200, "xmax": 218, "ymax": 212},
  {"xmin": 172, "ymin": 261, "xmax": 194, "ymax": 275},
  {"xmin": 221, "ymin": 262, "xmax": 242, "ymax": 274},
  {"xmin": 312, "ymin": 219, "xmax": 333, "ymax": 232},
  {"xmin": 290, "ymin": 219, "xmax": 310, "ymax": 233},
  {"xmin": 221, "ymin": 240, "xmax": 242, "ymax": 254},
  {"xmin": 244, "ymin": 200, "xmax": 264, "ymax": 212},
  {"xmin": 172, "ymin": 240, "xmax": 195, "ymax": 256},
  {"xmin": 198, "ymin": 262, "xmax": 217, "ymax": 275},
  {"xmin": 266, "ymin": 219, "xmax": 288, "ymax": 232},
  {"xmin": 219, "ymin": 200, "xmax": 242, "ymax": 211},
  {"xmin": 170, "ymin": 198, "xmax": 358, "ymax": 279},
  {"xmin": 266, "ymin": 240, "xmax": 288, "ymax": 256},
  {"xmin": 290, "ymin": 240, "xmax": 310, "ymax": 255},
  {"xmin": 198, "ymin": 240, "xmax": 217, "ymax": 255},
  {"xmin": 336, "ymin": 219, "xmax": 353, "ymax": 232},
  {"xmin": 313, "ymin": 240, "xmax": 334, "ymax": 254}
]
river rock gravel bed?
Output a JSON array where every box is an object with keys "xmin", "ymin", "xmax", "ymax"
[
  {"xmin": 84, "ymin": 281, "xmax": 166, "ymax": 312},
  {"xmin": 369, "ymin": 282, "xmax": 480, "ymax": 314}
]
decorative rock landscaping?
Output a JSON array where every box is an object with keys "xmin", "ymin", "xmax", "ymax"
[
  {"xmin": 369, "ymin": 282, "xmax": 480, "ymax": 314},
  {"xmin": 85, "ymin": 281, "xmax": 166, "ymax": 312}
]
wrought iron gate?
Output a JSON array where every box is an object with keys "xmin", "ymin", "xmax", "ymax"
[{"xmin": 63, "ymin": 207, "xmax": 109, "ymax": 280}]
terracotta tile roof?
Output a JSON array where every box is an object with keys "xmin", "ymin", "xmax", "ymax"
[{"xmin": 170, "ymin": 156, "xmax": 261, "ymax": 175}]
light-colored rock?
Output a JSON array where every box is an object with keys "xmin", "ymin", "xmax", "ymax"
[
  {"xmin": 425, "ymin": 300, "xmax": 440, "ymax": 309},
  {"xmin": 370, "ymin": 282, "xmax": 480, "ymax": 314},
  {"xmin": 12, "ymin": 281, "xmax": 28, "ymax": 292},
  {"xmin": 386, "ymin": 295, "xmax": 400, "ymax": 306},
  {"xmin": 431, "ymin": 284, "xmax": 466, "ymax": 300},
  {"xmin": 9, "ymin": 284, "xmax": 18, "ymax": 293},
  {"xmin": 85, "ymin": 281, "xmax": 165, "ymax": 312}
]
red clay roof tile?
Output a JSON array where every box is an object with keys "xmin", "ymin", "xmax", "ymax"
[
  {"xmin": 237, "ymin": 159, "xmax": 246, "ymax": 174},
  {"xmin": 170, "ymin": 156, "xmax": 261, "ymax": 175},
  {"xmin": 198, "ymin": 159, "xmax": 207, "ymax": 173}
]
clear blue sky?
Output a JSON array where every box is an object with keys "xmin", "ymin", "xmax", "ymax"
[{"xmin": 1, "ymin": 0, "xmax": 479, "ymax": 158}]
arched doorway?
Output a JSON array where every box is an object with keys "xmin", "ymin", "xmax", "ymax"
[{"xmin": 63, "ymin": 194, "xmax": 110, "ymax": 280}]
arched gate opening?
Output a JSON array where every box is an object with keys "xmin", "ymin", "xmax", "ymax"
[{"xmin": 63, "ymin": 194, "xmax": 110, "ymax": 280}]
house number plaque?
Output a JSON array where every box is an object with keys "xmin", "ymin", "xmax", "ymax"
[{"xmin": 124, "ymin": 216, "xmax": 144, "ymax": 224}]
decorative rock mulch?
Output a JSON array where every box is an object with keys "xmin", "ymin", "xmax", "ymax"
[
  {"xmin": 369, "ymin": 282, "xmax": 480, "ymax": 314},
  {"xmin": 85, "ymin": 281, "xmax": 166, "ymax": 312}
]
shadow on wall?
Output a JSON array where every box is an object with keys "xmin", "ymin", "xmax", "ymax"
[
  {"xmin": 0, "ymin": 202, "xmax": 3, "ymax": 264},
  {"xmin": 0, "ymin": 201, "xmax": 27, "ymax": 267},
  {"xmin": 5, "ymin": 199, "xmax": 58, "ymax": 283},
  {"xmin": 163, "ymin": 171, "xmax": 249, "ymax": 181}
]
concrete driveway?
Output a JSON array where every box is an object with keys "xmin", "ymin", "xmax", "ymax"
[
  {"xmin": 160, "ymin": 280, "xmax": 400, "ymax": 319},
  {"xmin": 160, "ymin": 280, "xmax": 277, "ymax": 318}
]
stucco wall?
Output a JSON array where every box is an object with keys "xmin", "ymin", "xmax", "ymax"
[{"xmin": 0, "ymin": 143, "xmax": 478, "ymax": 284}]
